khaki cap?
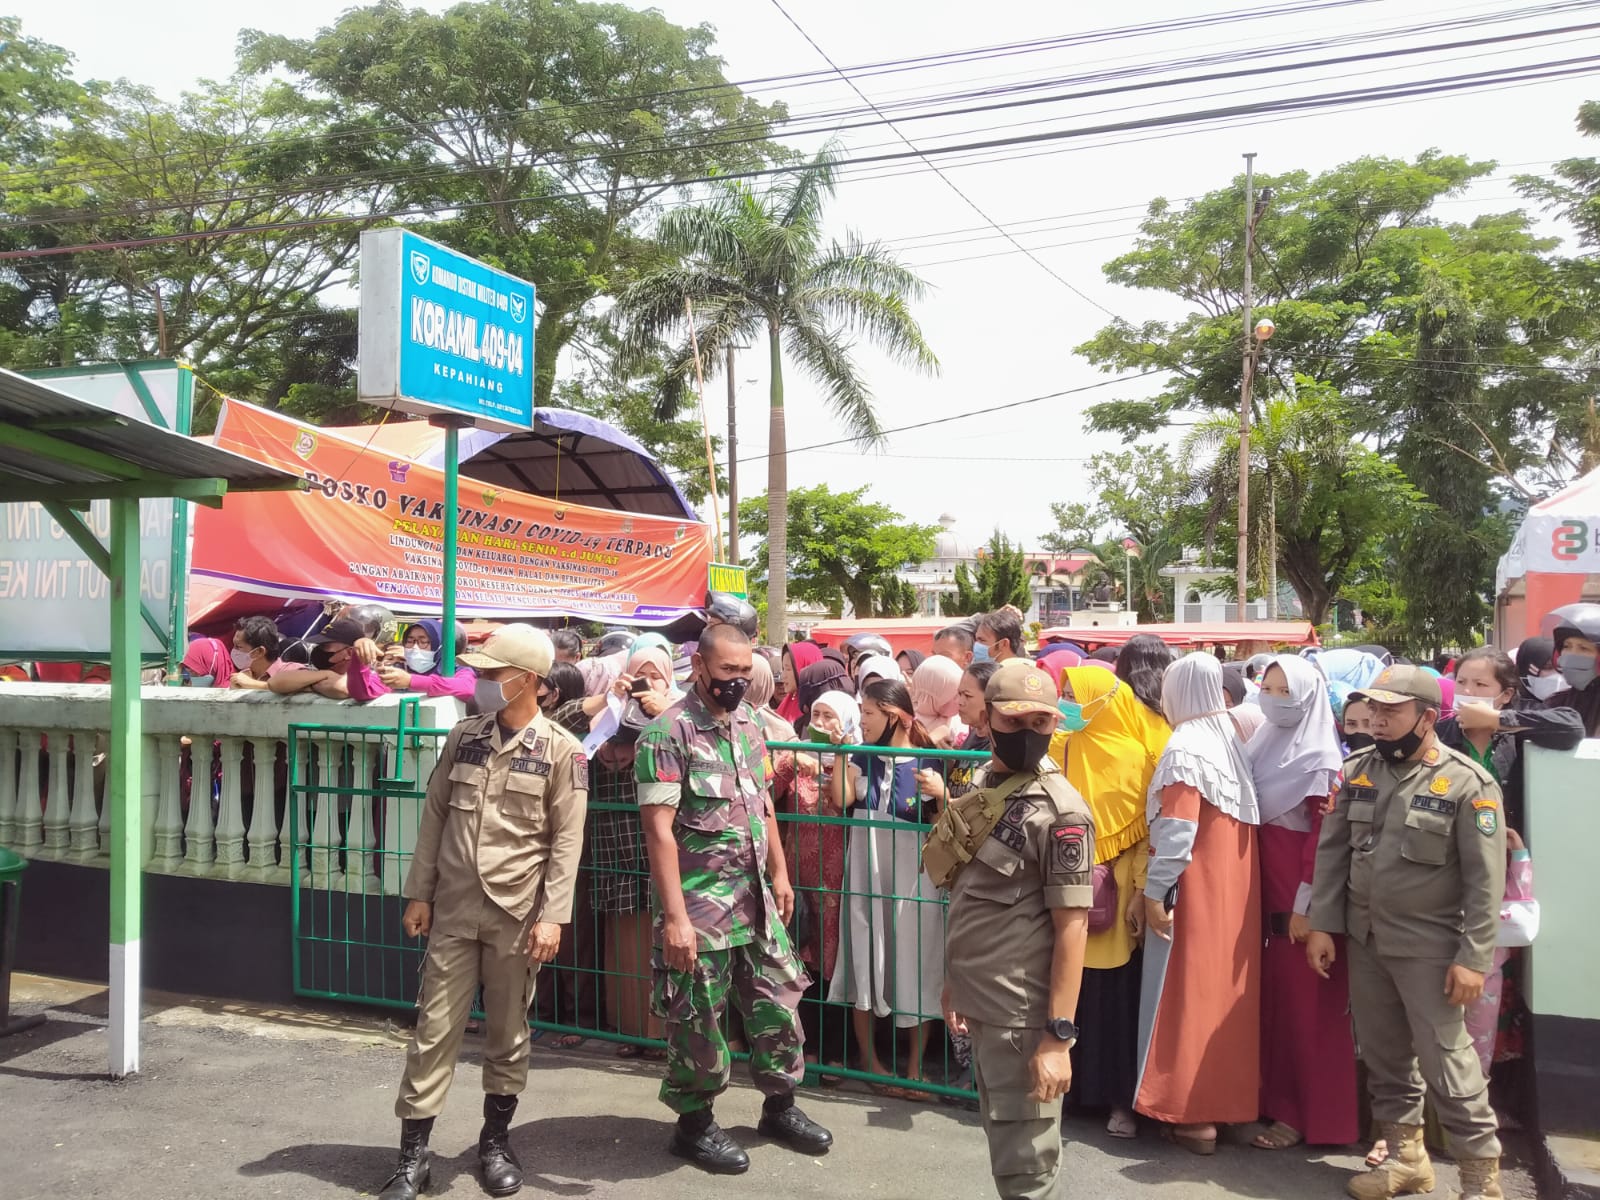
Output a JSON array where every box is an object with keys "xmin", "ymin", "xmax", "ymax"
[
  {"xmin": 1354, "ymin": 664, "xmax": 1443, "ymax": 708},
  {"xmin": 459, "ymin": 624, "xmax": 554, "ymax": 676},
  {"xmin": 986, "ymin": 663, "xmax": 1060, "ymax": 716}
]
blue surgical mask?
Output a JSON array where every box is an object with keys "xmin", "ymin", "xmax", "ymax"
[
  {"xmin": 1560, "ymin": 650, "xmax": 1599, "ymax": 692},
  {"xmin": 404, "ymin": 647, "xmax": 437, "ymax": 674},
  {"xmin": 972, "ymin": 642, "xmax": 992, "ymax": 663},
  {"xmin": 1057, "ymin": 700, "xmax": 1087, "ymax": 733},
  {"xmin": 1259, "ymin": 695, "xmax": 1302, "ymax": 728}
]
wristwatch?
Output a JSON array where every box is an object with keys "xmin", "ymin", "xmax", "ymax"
[{"xmin": 1045, "ymin": 1017, "xmax": 1079, "ymax": 1043}]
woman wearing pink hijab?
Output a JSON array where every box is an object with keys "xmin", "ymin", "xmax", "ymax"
[
  {"xmin": 909, "ymin": 654, "xmax": 965, "ymax": 747},
  {"xmin": 778, "ymin": 641, "xmax": 823, "ymax": 725},
  {"xmin": 180, "ymin": 637, "xmax": 234, "ymax": 687}
]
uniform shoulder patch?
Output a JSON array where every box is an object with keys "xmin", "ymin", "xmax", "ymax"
[
  {"xmin": 572, "ymin": 752, "xmax": 589, "ymax": 792},
  {"xmin": 1048, "ymin": 819, "xmax": 1090, "ymax": 879},
  {"xmin": 1474, "ymin": 803, "xmax": 1498, "ymax": 837}
]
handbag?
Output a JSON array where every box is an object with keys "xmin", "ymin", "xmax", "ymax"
[{"xmin": 1087, "ymin": 862, "xmax": 1119, "ymax": 934}]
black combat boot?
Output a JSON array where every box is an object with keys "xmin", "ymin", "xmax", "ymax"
[
  {"xmin": 378, "ymin": 1117, "xmax": 433, "ymax": 1200},
  {"xmin": 757, "ymin": 1092, "xmax": 834, "ymax": 1154},
  {"xmin": 670, "ymin": 1107, "xmax": 750, "ymax": 1175},
  {"xmin": 477, "ymin": 1094, "xmax": 524, "ymax": 1196}
]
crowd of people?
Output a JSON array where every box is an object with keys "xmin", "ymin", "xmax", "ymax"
[{"xmin": 10, "ymin": 588, "xmax": 1597, "ymax": 1198}]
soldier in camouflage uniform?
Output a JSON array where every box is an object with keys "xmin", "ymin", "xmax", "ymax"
[{"xmin": 635, "ymin": 623, "xmax": 834, "ymax": 1174}]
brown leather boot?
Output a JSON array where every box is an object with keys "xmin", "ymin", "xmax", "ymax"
[
  {"xmin": 1454, "ymin": 1155, "xmax": 1504, "ymax": 1200},
  {"xmin": 1347, "ymin": 1123, "xmax": 1436, "ymax": 1200}
]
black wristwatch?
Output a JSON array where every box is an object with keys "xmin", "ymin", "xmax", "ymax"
[{"xmin": 1046, "ymin": 1017, "xmax": 1079, "ymax": 1043}]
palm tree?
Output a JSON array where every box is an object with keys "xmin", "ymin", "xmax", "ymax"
[{"xmin": 615, "ymin": 143, "xmax": 939, "ymax": 642}]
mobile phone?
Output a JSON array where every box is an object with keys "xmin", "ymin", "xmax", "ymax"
[{"xmin": 630, "ymin": 677, "xmax": 651, "ymax": 698}]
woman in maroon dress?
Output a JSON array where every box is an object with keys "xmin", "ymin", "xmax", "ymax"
[{"xmin": 1247, "ymin": 654, "xmax": 1358, "ymax": 1149}]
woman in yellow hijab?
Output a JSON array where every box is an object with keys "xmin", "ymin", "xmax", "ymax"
[{"xmin": 1048, "ymin": 663, "xmax": 1172, "ymax": 1139}]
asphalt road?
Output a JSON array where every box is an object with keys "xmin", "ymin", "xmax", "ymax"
[{"xmin": 0, "ymin": 976, "xmax": 1538, "ymax": 1200}]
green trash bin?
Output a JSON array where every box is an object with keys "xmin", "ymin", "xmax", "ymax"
[{"xmin": 0, "ymin": 847, "xmax": 45, "ymax": 1037}]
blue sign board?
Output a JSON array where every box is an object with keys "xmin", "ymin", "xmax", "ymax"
[{"xmin": 358, "ymin": 228, "xmax": 536, "ymax": 432}]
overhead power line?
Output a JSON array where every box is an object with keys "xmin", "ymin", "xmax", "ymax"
[
  {"xmin": 0, "ymin": 0, "xmax": 1586, "ymax": 222},
  {"xmin": 3, "ymin": 49, "xmax": 1594, "ymax": 263}
]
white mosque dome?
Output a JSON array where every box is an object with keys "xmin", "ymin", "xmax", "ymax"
[{"xmin": 931, "ymin": 513, "xmax": 978, "ymax": 563}]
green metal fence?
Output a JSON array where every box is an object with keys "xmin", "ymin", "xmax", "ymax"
[{"xmin": 288, "ymin": 717, "xmax": 987, "ymax": 1102}]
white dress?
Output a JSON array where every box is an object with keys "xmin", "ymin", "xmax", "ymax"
[{"xmin": 827, "ymin": 754, "xmax": 944, "ymax": 1027}]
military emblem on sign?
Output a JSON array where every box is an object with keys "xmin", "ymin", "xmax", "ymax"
[
  {"xmin": 482, "ymin": 488, "xmax": 501, "ymax": 507},
  {"xmin": 410, "ymin": 250, "xmax": 430, "ymax": 286},
  {"xmin": 509, "ymin": 293, "xmax": 527, "ymax": 324},
  {"xmin": 292, "ymin": 428, "xmax": 318, "ymax": 460}
]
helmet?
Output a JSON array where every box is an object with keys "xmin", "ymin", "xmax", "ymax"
[
  {"xmin": 704, "ymin": 591, "xmax": 758, "ymax": 639},
  {"xmin": 1545, "ymin": 601, "xmax": 1600, "ymax": 648},
  {"xmin": 596, "ymin": 629, "xmax": 637, "ymax": 657},
  {"xmin": 842, "ymin": 633, "xmax": 892, "ymax": 665}
]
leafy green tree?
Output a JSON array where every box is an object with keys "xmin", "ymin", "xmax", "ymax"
[
  {"xmin": 737, "ymin": 484, "xmax": 937, "ymax": 619},
  {"xmin": 1, "ymin": 74, "xmax": 394, "ymax": 409},
  {"xmin": 616, "ymin": 144, "xmax": 939, "ymax": 642},
  {"xmin": 950, "ymin": 531, "xmax": 1032, "ymax": 616},
  {"xmin": 244, "ymin": 0, "xmax": 788, "ymax": 410},
  {"xmin": 1042, "ymin": 447, "xmax": 1189, "ymax": 621},
  {"xmin": 875, "ymin": 575, "xmax": 922, "ymax": 619},
  {"xmin": 1075, "ymin": 152, "xmax": 1596, "ymax": 638},
  {"xmin": 1184, "ymin": 385, "xmax": 1424, "ymax": 626}
]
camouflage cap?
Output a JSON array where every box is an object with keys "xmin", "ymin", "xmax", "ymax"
[
  {"xmin": 986, "ymin": 662, "xmax": 1060, "ymax": 716},
  {"xmin": 1354, "ymin": 664, "xmax": 1443, "ymax": 708}
]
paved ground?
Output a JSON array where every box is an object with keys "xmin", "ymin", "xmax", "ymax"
[{"xmin": 1, "ymin": 975, "xmax": 1539, "ymax": 1199}]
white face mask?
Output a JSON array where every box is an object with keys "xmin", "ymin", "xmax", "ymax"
[
  {"xmin": 230, "ymin": 648, "xmax": 254, "ymax": 671},
  {"xmin": 404, "ymin": 647, "xmax": 437, "ymax": 674},
  {"xmin": 1523, "ymin": 673, "xmax": 1563, "ymax": 702}
]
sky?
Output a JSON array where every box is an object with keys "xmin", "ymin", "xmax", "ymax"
[{"xmin": 9, "ymin": 0, "xmax": 1600, "ymax": 553}]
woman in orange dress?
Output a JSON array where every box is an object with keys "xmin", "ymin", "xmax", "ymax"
[{"xmin": 1135, "ymin": 652, "xmax": 1263, "ymax": 1154}]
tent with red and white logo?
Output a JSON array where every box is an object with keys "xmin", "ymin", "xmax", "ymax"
[{"xmin": 1496, "ymin": 465, "xmax": 1600, "ymax": 642}]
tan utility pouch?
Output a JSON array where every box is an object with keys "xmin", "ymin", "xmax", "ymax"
[{"xmin": 921, "ymin": 770, "xmax": 1034, "ymax": 890}]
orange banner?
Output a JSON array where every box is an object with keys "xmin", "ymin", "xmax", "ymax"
[{"xmin": 193, "ymin": 401, "xmax": 713, "ymax": 623}]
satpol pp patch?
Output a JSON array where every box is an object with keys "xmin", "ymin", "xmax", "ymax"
[
  {"xmin": 572, "ymin": 753, "xmax": 589, "ymax": 791},
  {"xmin": 1472, "ymin": 797, "xmax": 1498, "ymax": 837},
  {"xmin": 1050, "ymin": 822, "xmax": 1088, "ymax": 878}
]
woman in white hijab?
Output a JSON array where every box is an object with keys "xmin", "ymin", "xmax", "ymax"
[
  {"xmin": 1246, "ymin": 654, "xmax": 1357, "ymax": 1150},
  {"xmin": 1133, "ymin": 653, "xmax": 1263, "ymax": 1154}
]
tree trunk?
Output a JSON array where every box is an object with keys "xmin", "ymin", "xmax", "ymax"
[{"xmin": 764, "ymin": 320, "xmax": 788, "ymax": 645}]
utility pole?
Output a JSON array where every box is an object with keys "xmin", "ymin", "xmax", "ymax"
[
  {"xmin": 726, "ymin": 343, "xmax": 739, "ymax": 564},
  {"xmin": 1237, "ymin": 152, "xmax": 1256, "ymax": 623}
]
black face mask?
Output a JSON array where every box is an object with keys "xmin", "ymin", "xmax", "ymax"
[
  {"xmin": 992, "ymin": 726, "xmax": 1053, "ymax": 773},
  {"xmin": 703, "ymin": 672, "xmax": 751, "ymax": 713},
  {"xmin": 1373, "ymin": 714, "xmax": 1428, "ymax": 763},
  {"xmin": 1344, "ymin": 731, "xmax": 1376, "ymax": 752}
]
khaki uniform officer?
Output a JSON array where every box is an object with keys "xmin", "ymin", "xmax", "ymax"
[
  {"xmin": 942, "ymin": 665, "xmax": 1095, "ymax": 1200},
  {"xmin": 1308, "ymin": 665, "xmax": 1507, "ymax": 1200},
  {"xmin": 377, "ymin": 625, "xmax": 588, "ymax": 1200}
]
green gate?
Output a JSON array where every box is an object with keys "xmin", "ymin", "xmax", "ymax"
[{"xmin": 288, "ymin": 710, "xmax": 986, "ymax": 1100}]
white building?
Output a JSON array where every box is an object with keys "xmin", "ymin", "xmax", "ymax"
[
  {"xmin": 894, "ymin": 514, "xmax": 1099, "ymax": 626},
  {"xmin": 1160, "ymin": 549, "xmax": 1288, "ymax": 623}
]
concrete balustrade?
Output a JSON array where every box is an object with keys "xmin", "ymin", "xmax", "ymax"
[{"xmin": 0, "ymin": 684, "xmax": 463, "ymax": 891}]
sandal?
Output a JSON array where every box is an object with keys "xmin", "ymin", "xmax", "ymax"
[
  {"xmin": 1106, "ymin": 1109, "xmax": 1139, "ymax": 1139},
  {"xmin": 869, "ymin": 1081, "xmax": 920, "ymax": 1101},
  {"xmin": 1251, "ymin": 1121, "xmax": 1303, "ymax": 1150},
  {"xmin": 1161, "ymin": 1124, "xmax": 1217, "ymax": 1156},
  {"xmin": 553, "ymin": 1034, "xmax": 587, "ymax": 1049},
  {"xmin": 1365, "ymin": 1139, "xmax": 1389, "ymax": 1168}
]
